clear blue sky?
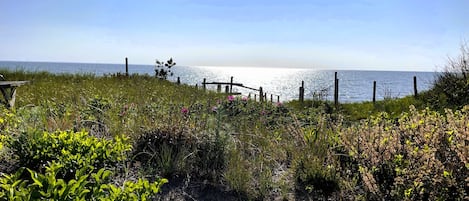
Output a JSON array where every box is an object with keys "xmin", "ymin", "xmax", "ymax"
[{"xmin": 1, "ymin": 0, "xmax": 468, "ymax": 71}]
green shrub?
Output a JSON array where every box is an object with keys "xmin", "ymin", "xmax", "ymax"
[
  {"xmin": 7, "ymin": 130, "xmax": 131, "ymax": 178},
  {"xmin": 79, "ymin": 96, "xmax": 112, "ymax": 136},
  {"xmin": 132, "ymin": 128, "xmax": 195, "ymax": 178},
  {"xmin": 295, "ymin": 155, "xmax": 339, "ymax": 198},
  {"xmin": 154, "ymin": 58, "xmax": 176, "ymax": 80},
  {"xmin": 132, "ymin": 126, "xmax": 227, "ymax": 181},
  {"xmin": 294, "ymin": 114, "xmax": 340, "ymax": 199},
  {"xmin": 421, "ymin": 43, "xmax": 469, "ymax": 110},
  {"xmin": 341, "ymin": 106, "xmax": 468, "ymax": 200},
  {"xmin": 0, "ymin": 161, "xmax": 167, "ymax": 201}
]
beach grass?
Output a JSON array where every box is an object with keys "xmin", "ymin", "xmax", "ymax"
[{"xmin": 0, "ymin": 69, "xmax": 468, "ymax": 200}]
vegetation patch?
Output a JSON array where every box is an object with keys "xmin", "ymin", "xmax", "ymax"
[{"xmin": 1, "ymin": 49, "xmax": 469, "ymax": 200}]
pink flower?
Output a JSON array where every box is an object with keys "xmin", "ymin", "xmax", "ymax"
[
  {"xmin": 227, "ymin": 95, "xmax": 235, "ymax": 101},
  {"xmin": 242, "ymin": 96, "xmax": 248, "ymax": 101},
  {"xmin": 181, "ymin": 107, "xmax": 189, "ymax": 115},
  {"xmin": 276, "ymin": 102, "xmax": 283, "ymax": 107}
]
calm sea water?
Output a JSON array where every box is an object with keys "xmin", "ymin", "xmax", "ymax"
[{"xmin": 0, "ymin": 61, "xmax": 437, "ymax": 102}]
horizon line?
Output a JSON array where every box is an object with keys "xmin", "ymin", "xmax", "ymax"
[{"xmin": 0, "ymin": 59, "xmax": 439, "ymax": 72}]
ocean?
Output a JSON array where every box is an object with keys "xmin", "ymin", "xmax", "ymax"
[{"xmin": 0, "ymin": 61, "xmax": 438, "ymax": 102}]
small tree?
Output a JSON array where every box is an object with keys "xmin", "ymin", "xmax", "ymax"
[{"xmin": 155, "ymin": 58, "xmax": 176, "ymax": 80}]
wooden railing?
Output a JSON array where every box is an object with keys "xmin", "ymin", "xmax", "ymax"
[{"xmin": 201, "ymin": 76, "xmax": 280, "ymax": 103}]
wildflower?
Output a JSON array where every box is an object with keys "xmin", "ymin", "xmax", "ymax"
[
  {"xmin": 181, "ymin": 107, "xmax": 189, "ymax": 115},
  {"xmin": 242, "ymin": 96, "xmax": 248, "ymax": 101},
  {"xmin": 227, "ymin": 95, "xmax": 235, "ymax": 102},
  {"xmin": 276, "ymin": 102, "xmax": 283, "ymax": 107},
  {"xmin": 211, "ymin": 106, "xmax": 218, "ymax": 112}
]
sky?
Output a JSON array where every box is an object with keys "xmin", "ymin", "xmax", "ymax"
[{"xmin": 1, "ymin": 0, "xmax": 468, "ymax": 71}]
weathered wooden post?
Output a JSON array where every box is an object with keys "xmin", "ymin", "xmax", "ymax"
[
  {"xmin": 217, "ymin": 84, "xmax": 221, "ymax": 92},
  {"xmin": 334, "ymin": 72, "xmax": 339, "ymax": 107},
  {"xmin": 271, "ymin": 94, "xmax": 273, "ymax": 102},
  {"xmin": 277, "ymin": 95, "xmax": 280, "ymax": 103},
  {"xmin": 413, "ymin": 76, "xmax": 418, "ymax": 97},
  {"xmin": 225, "ymin": 86, "xmax": 229, "ymax": 93},
  {"xmin": 373, "ymin": 81, "xmax": 377, "ymax": 103},
  {"xmin": 264, "ymin": 93, "xmax": 267, "ymax": 101},
  {"xmin": 254, "ymin": 94, "xmax": 257, "ymax": 101},
  {"xmin": 259, "ymin": 87, "xmax": 263, "ymax": 102},
  {"xmin": 299, "ymin": 81, "xmax": 304, "ymax": 103},
  {"xmin": 202, "ymin": 78, "xmax": 206, "ymax": 91},
  {"xmin": 177, "ymin": 77, "xmax": 180, "ymax": 85},
  {"xmin": 125, "ymin": 57, "xmax": 129, "ymax": 76},
  {"xmin": 195, "ymin": 84, "xmax": 198, "ymax": 88},
  {"xmin": 248, "ymin": 93, "xmax": 251, "ymax": 99},
  {"xmin": 230, "ymin": 76, "xmax": 234, "ymax": 93}
]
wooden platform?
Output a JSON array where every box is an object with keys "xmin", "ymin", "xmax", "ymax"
[{"xmin": 0, "ymin": 81, "xmax": 29, "ymax": 108}]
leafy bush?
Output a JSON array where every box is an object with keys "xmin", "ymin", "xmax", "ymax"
[
  {"xmin": 421, "ymin": 43, "xmax": 469, "ymax": 110},
  {"xmin": 154, "ymin": 58, "xmax": 176, "ymax": 80},
  {"xmin": 0, "ymin": 161, "xmax": 167, "ymax": 200},
  {"xmin": 341, "ymin": 106, "xmax": 468, "ymax": 200},
  {"xmin": 0, "ymin": 107, "xmax": 20, "ymax": 172},
  {"xmin": 7, "ymin": 130, "xmax": 131, "ymax": 178}
]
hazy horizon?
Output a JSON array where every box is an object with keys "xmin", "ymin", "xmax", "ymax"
[{"xmin": 1, "ymin": 0, "xmax": 468, "ymax": 72}]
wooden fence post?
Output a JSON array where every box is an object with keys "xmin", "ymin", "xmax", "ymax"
[
  {"xmin": 254, "ymin": 94, "xmax": 257, "ymax": 102},
  {"xmin": 299, "ymin": 80, "xmax": 304, "ymax": 103},
  {"xmin": 373, "ymin": 81, "xmax": 377, "ymax": 103},
  {"xmin": 334, "ymin": 72, "xmax": 339, "ymax": 107},
  {"xmin": 271, "ymin": 94, "xmax": 273, "ymax": 102},
  {"xmin": 225, "ymin": 86, "xmax": 229, "ymax": 93},
  {"xmin": 203, "ymin": 78, "xmax": 206, "ymax": 91},
  {"xmin": 413, "ymin": 76, "xmax": 418, "ymax": 97},
  {"xmin": 177, "ymin": 77, "xmax": 180, "ymax": 85},
  {"xmin": 217, "ymin": 84, "xmax": 221, "ymax": 92},
  {"xmin": 277, "ymin": 95, "xmax": 280, "ymax": 103},
  {"xmin": 230, "ymin": 76, "xmax": 234, "ymax": 93},
  {"xmin": 259, "ymin": 87, "xmax": 263, "ymax": 102},
  {"xmin": 125, "ymin": 57, "xmax": 129, "ymax": 76}
]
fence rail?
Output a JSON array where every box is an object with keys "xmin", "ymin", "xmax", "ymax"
[{"xmin": 201, "ymin": 76, "xmax": 280, "ymax": 103}]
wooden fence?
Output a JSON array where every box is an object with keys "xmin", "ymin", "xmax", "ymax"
[
  {"xmin": 123, "ymin": 59, "xmax": 420, "ymax": 104},
  {"xmin": 123, "ymin": 58, "xmax": 280, "ymax": 102},
  {"xmin": 201, "ymin": 76, "xmax": 280, "ymax": 103},
  {"xmin": 298, "ymin": 72, "xmax": 419, "ymax": 105}
]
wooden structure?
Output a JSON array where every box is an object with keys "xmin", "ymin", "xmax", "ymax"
[
  {"xmin": 299, "ymin": 81, "xmax": 305, "ymax": 103},
  {"xmin": 202, "ymin": 77, "xmax": 279, "ymax": 102},
  {"xmin": 299, "ymin": 72, "xmax": 421, "ymax": 103},
  {"xmin": 125, "ymin": 57, "xmax": 129, "ymax": 76},
  {"xmin": 0, "ymin": 81, "xmax": 29, "ymax": 108},
  {"xmin": 334, "ymin": 72, "xmax": 339, "ymax": 107},
  {"xmin": 373, "ymin": 81, "xmax": 377, "ymax": 103}
]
